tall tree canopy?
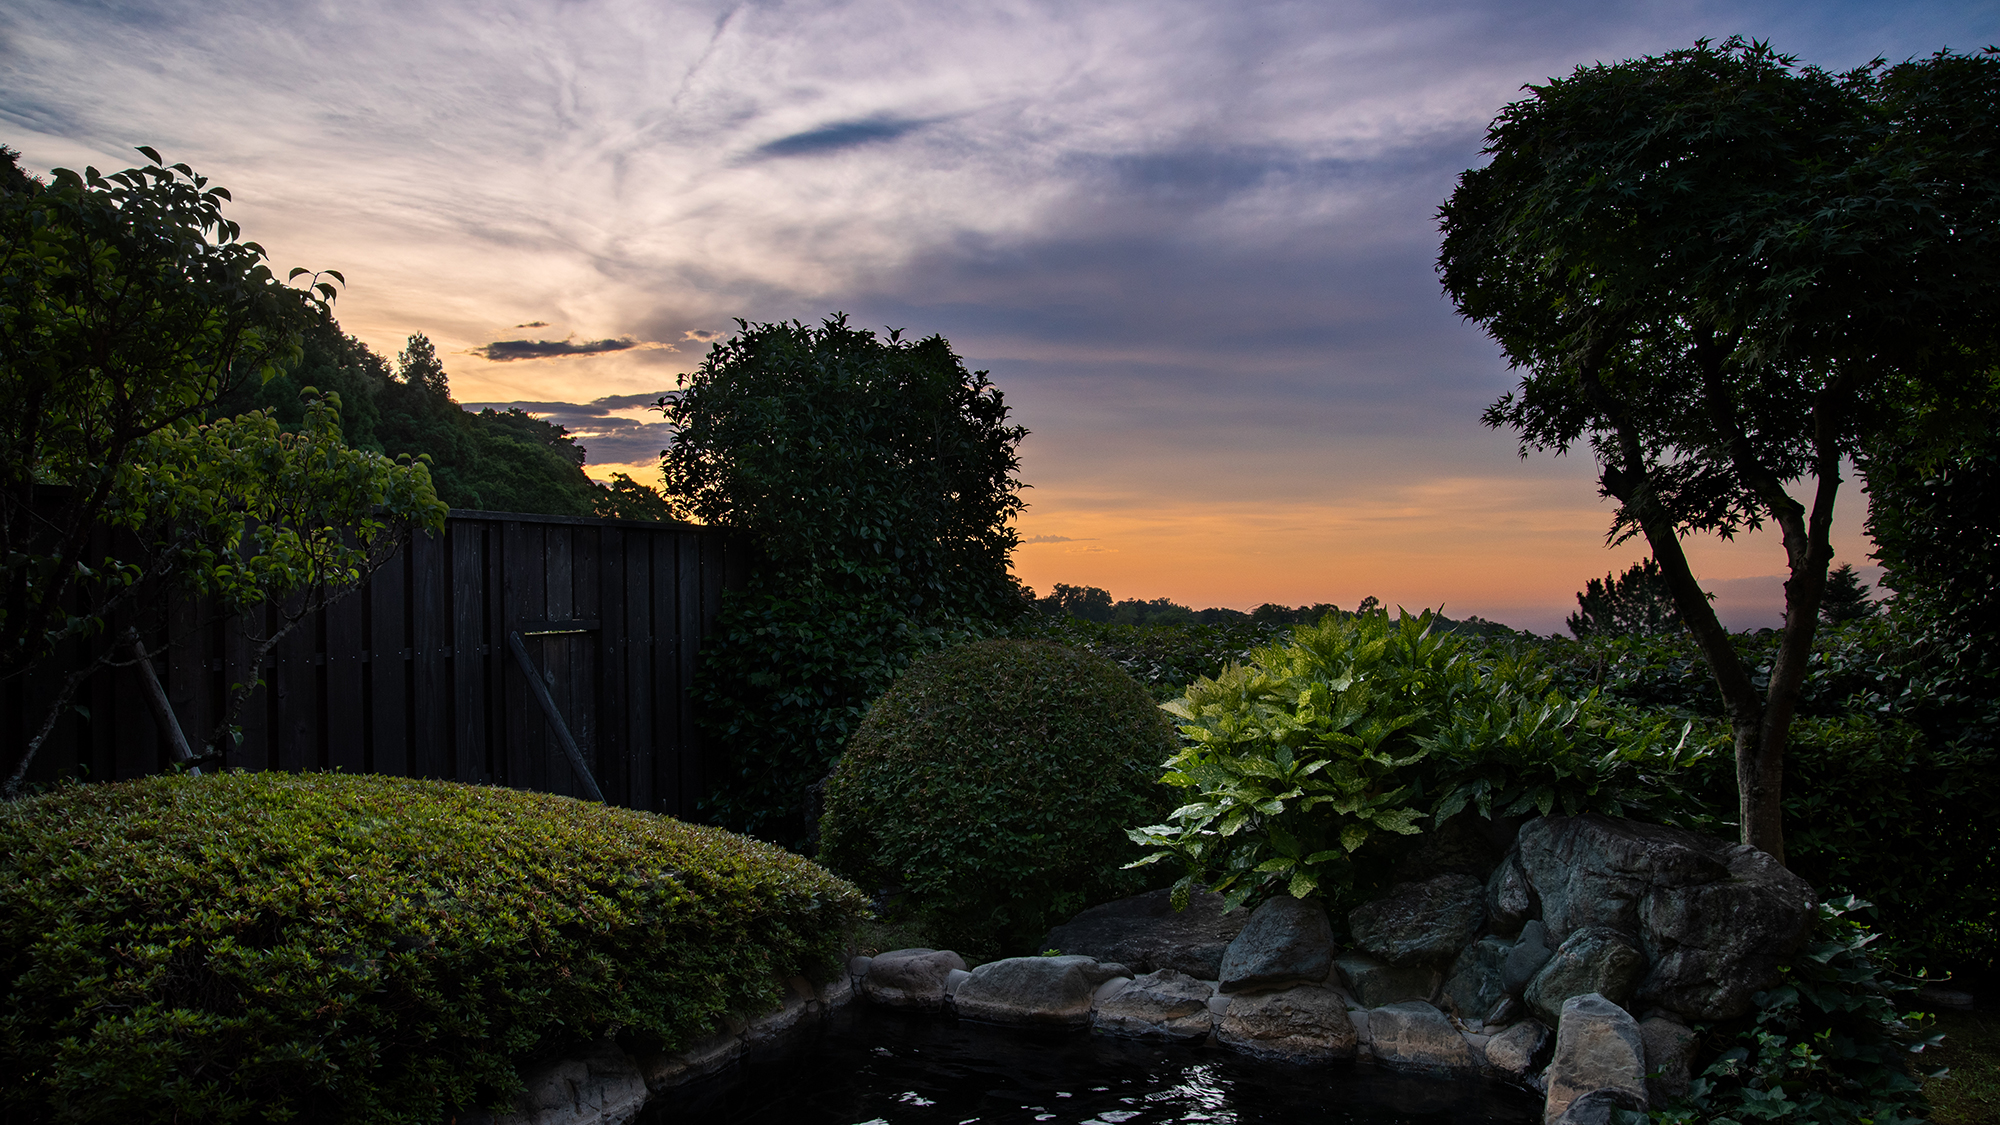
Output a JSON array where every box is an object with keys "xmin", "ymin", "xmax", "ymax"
[
  {"xmin": 659, "ymin": 315, "xmax": 1027, "ymax": 843},
  {"xmin": 1438, "ymin": 40, "xmax": 2000, "ymax": 863}
]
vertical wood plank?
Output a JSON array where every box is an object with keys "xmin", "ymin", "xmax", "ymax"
[
  {"xmin": 676, "ymin": 531, "xmax": 705, "ymax": 814},
  {"xmin": 324, "ymin": 587, "xmax": 365, "ymax": 774},
  {"xmin": 501, "ymin": 520, "xmax": 543, "ymax": 793},
  {"xmin": 622, "ymin": 531, "xmax": 657, "ymax": 815},
  {"xmin": 271, "ymin": 599, "xmax": 320, "ymax": 772},
  {"xmin": 452, "ymin": 522, "xmax": 490, "ymax": 783},
  {"xmin": 595, "ymin": 527, "xmax": 628, "ymax": 808},
  {"xmin": 409, "ymin": 529, "xmax": 451, "ymax": 778},
  {"xmin": 368, "ymin": 549, "xmax": 411, "ymax": 776},
  {"xmin": 164, "ymin": 594, "xmax": 209, "ymax": 766}
]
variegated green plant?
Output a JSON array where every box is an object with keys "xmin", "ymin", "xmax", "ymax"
[{"xmin": 1128, "ymin": 610, "xmax": 1716, "ymax": 914}]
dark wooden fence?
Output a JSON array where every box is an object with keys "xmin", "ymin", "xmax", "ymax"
[{"xmin": 5, "ymin": 510, "xmax": 746, "ymax": 818}]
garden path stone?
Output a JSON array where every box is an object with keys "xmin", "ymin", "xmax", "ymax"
[
  {"xmin": 1215, "ymin": 983, "xmax": 1357, "ymax": 1060},
  {"xmin": 1347, "ymin": 873, "xmax": 1486, "ymax": 966},
  {"xmin": 861, "ymin": 948, "xmax": 966, "ymax": 1011},
  {"xmin": 1366, "ymin": 1000, "xmax": 1479, "ymax": 1073},
  {"xmin": 1092, "ymin": 969, "xmax": 1216, "ymax": 1042},
  {"xmin": 1335, "ymin": 952, "xmax": 1437, "ymax": 1007},
  {"xmin": 1544, "ymin": 993, "xmax": 1646, "ymax": 1124},
  {"xmin": 1217, "ymin": 895, "xmax": 1334, "ymax": 993},
  {"xmin": 1041, "ymin": 887, "xmax": 1249, "ymax": 978},
  {"xmin": 952, "ymin": 955, "xmax": 1123, "ymax": 1026},
  {"xmin": 1524, "ymin": 927, "xmax": 1647, "ymax": 1026}
]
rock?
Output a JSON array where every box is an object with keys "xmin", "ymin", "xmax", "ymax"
[
  {"xmin": 479, "ymin": 1039, "xmax": 649, "ymax": 1125},
  {"xmin": 1517, "ymin": 814, "xmax": 1730, "ymax": 943},
  {"xmin": 1445, "ymin": 935, "xmax": 1512, "ymax": 1019},
  {"xmin": 1215, "ymin": 983, "xmax": 1357, "ymax": 1060},
  {"xmin": 953, "ymin": 955, "xmax": 1124, "ymax": 1026},
  {"xmin": 1637, "ymin": 844, "xmax": 1816, "ymax": 1020},
  {"xmin": 1484, "ymin": 1019, "xmax": 1551, "ymax": 1080},
  {"xmin": 1502, "ymin": 920, "xmax": 1555, "ymax": 995},
  {"xmin": 1488, "ymin": 850, "xmax": 1538, "ymax": 937},
  {"xmin": 1335, "ymin": 953, "xmax": 1438, "ymax": 1008},
  {"xmin": 1092, "ymin": 969, "xmax": 1216, "ymax": 1042},
  {"xmin": 1544, "ymin": 993, "xmax": 1647, "ymax": 1124},
  {"xmin": 1486, "ymin": 995, "xmax": 1521, "ymax": 1026},
  {"xmin": 1918, "ymin": 984, "xmax": 1976, "ymax": 1012},
  {"xmin": 1347, "ymin": 873, "xmax": 1486, "ymax": 966},
  {"xmin": 861, "ymin": 948, "xmax": 968, "ymax": 1011},
  {"xmin": 1549, "ymin": 1087, "xmax": 1648, "ymax": 1125},
  {"xmin": 1218, "ymin": 895, "xmax": 1334, "ymax": 993},
  {"xmin": 1367, "ymin": 1000, "xmax": 1480, "ymax": 1073},
  {"xmin": 1525, "ymin": 928, "xmax": 1648, "ymax": 1026},
  {"xmin": 1041, "ymin": 887, "xmax": 1251, "ymax": 978},
  {"xmin": 635, "ymin": 1029, "xmax": 741, "ymax": 1091},
  {"xmin": 1639, "ymin": 1015, "xmax": 1698, "ymax": 1102}
]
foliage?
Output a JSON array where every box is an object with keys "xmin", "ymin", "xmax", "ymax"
[
  {"xmin": 1128, "ymin": 611, "xmax": 1712, "ymax": 914},
  {"xmin": 218, "ymin": 321, "xmax": 607, "ymax": 516},
  {"xmin": 0, "ymin": 771, "xmax": 868, "ymax": 1125},
  {"xmin": 1438, "ymin": 39, "xmax": 2000, "ymax": 862},
  {"xmin": 817, "ymin": 639, "xmax": 1178, "ymax": 958},
  {"xmin": 592, "ymin": 472, "xmax": 676, "ymax": 522},
  {"xmin": 659, "ymin": 316, "xmax": 1027, "ymax": 844},
  {"xmin": 1569, "ymin": 558, "xmax": 1684, "ymax": 638},
  {"xmin": 1019, "ymin": 613, "xmax": 1290, "ymax": 699},
  {"xmin": 1923, "ymin": 1009, "xmax": 2000, "ymax": 1125},
  {"xmin": 1651, "ymin": 896, "xmax": 1939, "ymax": 1125},
  {"xmin": 0, "ymin": 148, "xmax": 442, "ymax": 793},
  {"xmin": 1819, "ymin": 563, "xmax": 1876, "ymax": 625}
]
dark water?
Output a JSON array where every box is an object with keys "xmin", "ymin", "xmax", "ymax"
[{"xmin": 643, "ymin": 1008, "xmax": 1541, "ymax": 1125}]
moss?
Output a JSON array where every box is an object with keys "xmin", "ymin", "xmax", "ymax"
[
  {"xmin": 1927, "ymin": 1009, "xmax": 2000, "ymax": 1125},
  {"xmin": 817, "ymin": 638, "xmax": 1179, "ymax": 958},
  {"xmin": 0, "ymin": 771, "xmax": 868, "ymax": 1124}
]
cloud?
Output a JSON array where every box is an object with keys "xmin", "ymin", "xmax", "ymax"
[
  {"xmin": 474, "ymin": 337, "xmax": 641, "ymax": 362},
  {"xmin": 751, "ymin": 116, "xmax": 930, "ymax": 159},
  {"xmin": 461, "ymin": 393, "xmax": 673, "ymax": 465},
  {"xmin": 1021, "ymin": 534, "xmax": 1092, "ymax": 544},
  {"xmin": 515, "ymin": 320, "xmax": 549, "ymax": 328}
]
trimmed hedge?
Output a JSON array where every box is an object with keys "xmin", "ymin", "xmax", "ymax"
[
  {"xmin": 817, "ymin": 639, "xmax": 1180, "ymax": 957},
  {"xmin": 0, "ymin": 772, "xmax": 868, "ymax": 1125}
]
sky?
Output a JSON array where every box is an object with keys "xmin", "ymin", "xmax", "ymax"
[{"xmin": 4, "ymin": 0, "xmax": 1992, "ymax": 633}]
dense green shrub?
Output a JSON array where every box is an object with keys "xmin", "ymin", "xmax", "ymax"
[
  {"xmin": 660, "ymin": 316, "xmax": 1028, "ymax": 845},
  {"xmin": 1653, "ymin": 896, "xmax": 1940, "ymax": 1125},
  {"xmin": 817, "ymin": 639, "xmax": 1180, "ymax": 957},
  {"xmin": 0, "ymin": 772, "xmax": 868, "ymax": 1125},
  {"xmin": 1130, "ymin": 611, "xmax": 1713, "ymax": 914}
]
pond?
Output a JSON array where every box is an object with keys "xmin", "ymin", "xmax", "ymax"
[{"xmin": 645, "ymin": 1007, "xmax": 1543, "ymax": 1125}]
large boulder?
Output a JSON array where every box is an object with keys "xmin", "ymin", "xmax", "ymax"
[
  {"xmin": 1501, "ymin": 919, "xmax": 1555, "ymax": 995},
  {"xmin": 1544, "ymin": 993, "xmax": 1647, "ymax": 1124},
  {"xmin": 1335, "ymin": 953, "xmax": 1437, "ymax": 1008},
  {"xmin": 1487, "ymin": 849, "xmax": 1538, "ymax": 937},
  {"xmin": 861, "ymin": 948, "xmax": 967, "ymax": 1011},
  {"xmin": 1347, "ymin": 873, "xmax": 1486, "ymax": 966},
  {"xmin": 1637, "ymin": 844, "xmax": 1816, "ymax": 1019},
  {"xmin": 479, "ymin": 1039, "xmax": 649, "ymax": 1125},
  {"xmin": 1367, "ymin": 1000, "xmax": 1480, "ymax": 1073},
  {"xmin": 952, "ymin": 955, "xmax": 1126, "ymax": 1026},
  {"xmin": 1041, "ymin": 887, "xmax": 1250, "ymax": 978},
  {"xmin": 1444, "ymin": 935, "xmax": 1512, "ymax": 1020},
  {"xmin": 1524, "ymin": 927, "xmax": 1648, "ymax": 1026},
  {"xmin": 1217, "ymin": 895, "xmax": 1334, "ymax": 993},
  {"xmin": 1549, "ymin": 1088, "xmax": 1648, "ymax": 1125},
  {"xmin": 1215, "ymin": 983, "xmax": 1357, "ymax": 1060},
  {"xmin": 1092, "ymin": 969, "xmax": 1216, "ymax": 1042}
]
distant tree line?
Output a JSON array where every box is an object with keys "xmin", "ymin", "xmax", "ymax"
[
  {"xmin": 1029, "ymin": 583, "xmax": 1515, "ymax": 636},
  {"xmin": 217, "ymin": 313, "xmax": 673, "ymax": 520}
]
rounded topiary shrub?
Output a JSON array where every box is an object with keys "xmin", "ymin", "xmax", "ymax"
[
  {"xmin": 817, "ymin": 638, "xmax": 1180, "ymax": 957},
  {"xmin": 0, "ymin": 772, "xmax": 868, "ymax": 1125}
]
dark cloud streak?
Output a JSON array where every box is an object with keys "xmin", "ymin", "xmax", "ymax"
[{"xmin": 474, "ymin": 337, "xmax": 640, "ymax": 361}]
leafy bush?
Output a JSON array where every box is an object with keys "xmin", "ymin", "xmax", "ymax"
[
  {"xmin": 816, "ymin": 639, "xmax": 1180, "ymax": 958},
  {"xmin": 0, "ymin": 772, "xmax": 868, "ymax": 1125},
  {"xmin": 1020, "ymin": 614, "xmax": 1288, "ymax": 698},
  {"xmin": 1130, "ymin": 611, "xmax": 1713, "ymax": 914},
  {"xmin": 1652, "ymin": 896, "xmax": 1940, "ymax": 1125},
  {"xmin": 659, "ymin": 316, "xmax": 1028, "ymax": 845}
]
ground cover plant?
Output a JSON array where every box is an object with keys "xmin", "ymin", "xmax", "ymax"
[
  {"xmin": 817, "ymin": 638, "xmax": 1179, "ymax": 958},
  {"xmin": 0, "ymin": 771, "xmax": 869, "ymax": 1125}
]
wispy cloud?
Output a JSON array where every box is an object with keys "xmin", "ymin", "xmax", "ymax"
[
  {"xmin": 462, "ymin": 392, "xmax": 672, "ymax": 465},
  {"xmin": 752, "ymin": 116, "xmax": 931, "ymax": 159},
  {"xmin": 1022, "ymin": 534, "xmax": 1093, "ymax": 544}
]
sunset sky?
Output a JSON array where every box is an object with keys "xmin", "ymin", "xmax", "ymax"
[{"xmin": 5, "ymin": 0, "xmax": 1991, "ymax": 632}]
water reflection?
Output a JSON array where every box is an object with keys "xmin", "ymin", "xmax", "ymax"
[{"xmin": 647, "ymin": 1008, "xmax": 1539, "ymax": 1125}]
